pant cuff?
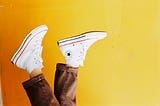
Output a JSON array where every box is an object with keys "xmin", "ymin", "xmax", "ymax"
[
  {"xmin": 22, "ymin": 74, "xmax": 45, "ymax": 89},
  {"xmin": 56, "ymin": 63, "xmax": 78, "ymax": 73}
]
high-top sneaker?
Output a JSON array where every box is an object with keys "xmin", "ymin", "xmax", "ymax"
[
  {"xmin": 11, "ymin": 25, "xmax": 48, "ymax": 73},
  {"xmin": 57, "ymin": 31, "xmax": 107, "ymax": 67}
]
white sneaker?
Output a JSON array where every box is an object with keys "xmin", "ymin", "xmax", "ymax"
[
  {"xmin": 57, "ymin": 31, "xmax": 107, "ymax": 67},
  {"xmin": 11, "ymin": 25, "xmax": 48, "ymax": 73}
]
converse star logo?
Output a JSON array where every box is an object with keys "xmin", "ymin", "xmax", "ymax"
[{"xmin": 65, "ymin": 50, "xmax": 72, "ymax": 57}]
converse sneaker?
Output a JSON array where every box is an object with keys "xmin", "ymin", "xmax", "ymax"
[
  {"xmin": 11, "ymin": 25, "xmax": 48, "ymax": 73},
  {"xmin": 57, "ymin": 31, "xmax": 107, "ymax": 67}
]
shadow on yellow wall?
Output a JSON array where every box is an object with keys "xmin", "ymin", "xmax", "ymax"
[{"xmin": 1, "ymin": 0, "xmax": 160, "ymax": 106}]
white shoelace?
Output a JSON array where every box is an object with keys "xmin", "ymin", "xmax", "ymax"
[{"xmin": 31, "ymin": 38, "xmax": 43, "ymax": 65}]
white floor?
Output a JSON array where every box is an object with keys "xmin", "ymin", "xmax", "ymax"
[
  {"xmin": 0, "ymin": 85, "xmax": 2, "ymax": 106},
  {"xmin": 0, "ymin": 66, "xmax": 2, "ymax": 106},
  {"xmin": 0, "ymin": 88, "xmax": 2, "ymax": 106},
  {"xmin": 0, "ymin": 74, "xmax": 2, "ymax": 106},
  {"xmin": 0, "ymin": 96, "xmax": 2, "ymax": 106}
]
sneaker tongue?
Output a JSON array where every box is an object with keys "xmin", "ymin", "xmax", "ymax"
[
  {"xmin": 37, "ymin": 46, "xmax": 43, "ymax": 62},
  {"xmin": 32, "ymin": 46, "xmax": 43, "ymax": 62}
]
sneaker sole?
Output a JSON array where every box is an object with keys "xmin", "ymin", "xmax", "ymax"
[
  {"xmin": 58, "ymin": 31, "xmax": 107, "ymax": 47},
  {"xmin": 11, "ymin": 25, "xmax": 48, "ymax": 64}
]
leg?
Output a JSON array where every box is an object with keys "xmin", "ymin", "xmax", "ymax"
[
  {"xmin": 11, "ymin": 25, "xmax": 59, "ymax": 106},
  {"xmin": 23, "ymin": 69, "xmax": 60, "ymax": 106},
  {"xmin": 54, "ymin": 63, "xmax": 78, "ymax": 106},
  {"xmin": 56, "ymin": 31, "xmax": 107, "ymax": 106}
]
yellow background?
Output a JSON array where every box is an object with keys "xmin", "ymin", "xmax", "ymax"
[{"xmin": 1, "ymin": 0, "xmax": 160, "ymax": 106}]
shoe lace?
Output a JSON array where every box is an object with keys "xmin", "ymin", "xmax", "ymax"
[{"xmin": 31, "ymin": 39, "xmax": 43, "ymax": 65}]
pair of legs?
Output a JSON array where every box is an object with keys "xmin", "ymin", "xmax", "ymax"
[
  {"xmin": 23, "ymin": 63, "xmax": 77, "ymax": 106},
  {"xmin": 11, "ymin": 25, "xmax": 107, "ymax": 106}
]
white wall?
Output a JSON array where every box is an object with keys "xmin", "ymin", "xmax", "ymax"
[
  {"xmin": 0, "ymin": 66, "xmax": 2, "ymax": 106},
  {"xmin": 0, "ymin": 88, "xmax": 1, "ymax": 105}
]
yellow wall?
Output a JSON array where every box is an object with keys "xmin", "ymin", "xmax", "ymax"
[{"xmin": 1, "ymin": 0, "xmax": 160, "ymax": 106}]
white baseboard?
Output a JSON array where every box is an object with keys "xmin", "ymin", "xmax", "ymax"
[
  {"xmin": 0, "ymin": 83, "xmax": 2, "ymax": 106},
  {"xmin": 0, "ymin": 66, "xmax": 2, "ymax": 106}
]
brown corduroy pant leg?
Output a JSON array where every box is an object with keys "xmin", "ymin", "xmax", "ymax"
[
  {"xmin": 22, "ymin": 63, "xmax": 78, "ymax": 106},
  {"xmin": 54, "ymin": 63, "xmax": 78, "ymax": 106},
  {"xmin": 22, "ymin": 74, "xmax": 60, "ymax": 106}
]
